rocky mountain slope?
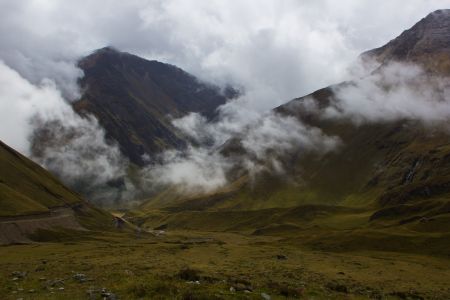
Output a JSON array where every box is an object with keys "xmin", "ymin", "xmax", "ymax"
[
  {"xmin": 74, "ymin": 47, "xmax": 236, "ymax": 165},
  {"xmin": 362, "ymin": 9, "xmax": 450, "ymax": 73}
]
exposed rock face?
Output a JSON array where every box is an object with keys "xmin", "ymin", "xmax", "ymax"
[
  {"xmin": 362, "ymin": 9, "xmax": 450, "ymax": 73},
  {"xmin": 74, "ymin": 47, "xmax": 237, "ymax": 165}
]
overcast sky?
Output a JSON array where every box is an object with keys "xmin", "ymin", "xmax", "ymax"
[{"xmin": 1, "ymin": 0, "xmax": 450, "ymax": 101}]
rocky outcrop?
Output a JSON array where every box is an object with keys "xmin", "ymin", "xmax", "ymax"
[{"xmin": 362, "ymin": 9, "xmax": 450, "ymax": 73}]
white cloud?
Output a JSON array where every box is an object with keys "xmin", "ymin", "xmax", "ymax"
[
  {"xmin": 145, "ymin": 112, "xmax": 340, "ymax": 193},
  {"xmin": 0, "ymin": 60, "xmax": 65, "ymax": 153},
  {"xmin": 0, "ymin": 60, "xmax": 131, "ymax": 203},
  {"xmin": 325, "ymin": 62, "xmax": 450, "ymax": 124},
  {"xmin": 142, "ymin": 147, "xmax": 231, "ymax": 193},
  {"xmin": 2, "ymin": 1, "xmax": 449, "ymax": 105},
  {"xmin": 241, "ymin": 113, "xmax": 340, "ymax": 162}
]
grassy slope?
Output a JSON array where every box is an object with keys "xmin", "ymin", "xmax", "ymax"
[
  {"xmin": 133, "ymin": 85, "xmax": 450, "ymax": 266},
  {"xmin": 0, "ymin": 140, "xmax": 114, "ymax": 230},
  {"xmin": 0, "ymin": 140, "xmax": 82, "ymax": 216},
  {"xmin": 0, "ymin": 230, "xmax": 449, "ymax": 299}
]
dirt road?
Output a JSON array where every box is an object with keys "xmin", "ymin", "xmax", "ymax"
[{"xmin": 0, "ymin": 207, "xmax": 85, "ymax": 245}]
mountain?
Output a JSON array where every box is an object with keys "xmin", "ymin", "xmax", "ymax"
[
  {"xmin": 0, "ymin": 139, "xmax": 114, "ymax": 244},
  {"xmin": 3, "ymin": 9, "xmax": 450, "ymax": 300},
  {"xmin": 74, "ymin": 47, "xmax": 237, "ymax": 165},
  {"xmin": 138, "ymin": 10, "xmax": 450, "ymax": 233},
  {"xmin": 362, "ymin": 9, "xmax": 450, "ymax": 73}
]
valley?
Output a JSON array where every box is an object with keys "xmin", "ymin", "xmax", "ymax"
[
  {"xmin": 1, "ymin": 5, "xmax": 450, "ymax": 300},
  {"xmin": 1, "ymin": 226, "xmax": 449, "ymax": 299}
]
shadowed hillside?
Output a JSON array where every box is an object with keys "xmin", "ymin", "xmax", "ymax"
[{"xmin": 74, "ymin": 47, "xmax": 237, "ymax": 165}]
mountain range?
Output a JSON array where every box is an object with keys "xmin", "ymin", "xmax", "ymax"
[
  {"xmin": 1, "ymin": 7, "xmax": 449, "ymax": 250},
  {"xmin": 136, "ymin": 9, "xmax": 450, "ymax": 235},
  {"xmin": 1, "ymin": 9, "xmax": 450, "ymax": 299}
]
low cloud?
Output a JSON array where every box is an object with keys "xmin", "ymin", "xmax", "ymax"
[
  {"xmin": 30, "ymin": 115, "xmax": 131, "ymax": 203},
  {"xmin": 145, "ymin": 59, "xmax": 450, "ymax": 194},
  {"xmin": 325, "ymin": 62, "xmax": 450, "ymax": 124},
  {"xmin": 142, "ymin": 147, "xmax": 231, "ymax": 193},
  {"xmin": 242, "ymin": 113, "xmax": 340, "ymax": 162},
  {"xmin": 0, "ymin": 60, "xmax": 132, "ymax": 205},
  {"xmin": 144, "ymin": 110, "xmax": 340, "ymax": 193}
]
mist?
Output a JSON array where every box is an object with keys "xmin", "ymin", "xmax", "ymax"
[
  {"xmin": 144, "ymin": 110, "xmax": 341, "ymax": 194},
  {"xmin": 326, "ymin": 62, "xmax": 450, "ymax": 124},
  {"xmin": 1, "ymin": 1, "xmax": 450, "ymax": 202},
  {"xmin": 145, "ymin": 58, "xmax": 450, "ymax": 193},
  {"xmin": 0, "ymin": 60, "xmax": 131, "ymax": 204}
]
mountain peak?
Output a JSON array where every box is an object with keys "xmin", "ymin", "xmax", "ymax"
[
  {"xmin": 87, "ymin": 46, "xmax": 129, "ymax": 59},
  {"xmin": 79, "ymin": 46, "xmax": 124, "ymax": 69},
  {"xmin": 426, "ymin": 9, "xmax": 450, "ymax": 19},
  {"xmin": 419, "ymin": 8, "xmax": 450, "ymax": 32},
  {"xmin": 80, "ymin": 46, "xmax": 183, "ymax": 73},
  {"xmin": 74, "ymin": 47, "xmax": 236, "ymax": 166},
  {"xmin": 93, "ymin": 46, "xmax": 121, "ymax": 55},
  {"xmin": 361, "ymin": 9, "xmax": 450, "ymax": 72}
]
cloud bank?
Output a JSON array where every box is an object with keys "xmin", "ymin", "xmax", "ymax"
[
  {"xmin": 0, "ymin": 60, "xmax": 130, "ymax": 204},
  {"xmin": 1, "ymin": 1, "xmax": 450, "ymax": 201},
  {"xmin": 2, "ymin": 1, "xmax": 450, "ymax": 108},
  {"xmin": 145, "ymin": 111, "xmax": 341, "ymax": 193},
  {"xmin": 326, "ymin": 62, "xmax": 450, "ymax": 124}
]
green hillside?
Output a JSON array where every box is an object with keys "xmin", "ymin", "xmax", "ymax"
[
  {"xmin": 0, "ymin": 140, "xmax": 81, "ymax": 216},
  {"xmin": 0, "ymin": 139, "xmax": 113, "ymax": 229}
]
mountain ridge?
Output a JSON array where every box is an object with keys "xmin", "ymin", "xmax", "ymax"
[
  {"xmin": 74, "ymin": 46, "xmax": 237, "ymax": 165},
  {"xmin": 362, "ymin": 9, "xmax": 450, "ymax": 73}
]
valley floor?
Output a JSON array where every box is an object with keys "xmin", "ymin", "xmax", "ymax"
[{"xmin": 0, "ymin": 229, "xmax": 449, "ymax": 299}]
